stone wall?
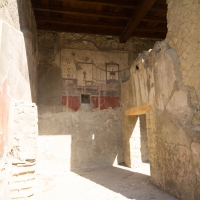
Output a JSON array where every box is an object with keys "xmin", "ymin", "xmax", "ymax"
[
  {"xmin": 140, "ymin": 114, "xmax": 149, "ymax": 163},
  {"xmin": 0, "ymin": 0, "xmax": 38, "ymax": 199},
  {"xmin": 37, "ymin": 31, "xmax": 156, "ymax": 170},
  {"xmin": 37, "ymin": 107, "xmax": 123, "ymax": 171},
  {"xmin": 166, "ymin": 0, "xmax": 200, "ymax": 99},
  {"xmin": 121, "ymin": 40, "xmax": 200, "ymax": 200},
  {"xmin": 8, "ymin": 100, "xmax": 38, "ymax": 200}
]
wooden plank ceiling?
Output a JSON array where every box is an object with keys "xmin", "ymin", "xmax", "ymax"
[{"xmin": 31, "ymin": 0, "xmax": 167, "ymax": 42}]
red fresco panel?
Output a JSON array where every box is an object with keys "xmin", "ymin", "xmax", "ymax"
[
  {"xmin": 62, "ymin": 96, "xmax": 67, "ymax": 106},
  {"xmin": 63, "ymin": 96, "xmax": 119, "ymax": 111},
  {"xmin": 91, "ymin": 96, "xmax": 98, "ymax": 109},
  {"xmin": 62, "ymin": 96, "xmax": 80, "ymax": 111},
  {"xmin": 100, "ymin": 96, "xmax": 120, "ymax": 110},
  {"xmin": 0, "ymin": 80, "xmax": 10, "ymax": 155},
  {"xmin": 69, "ymin": 96, "xmax": 80, "ymax": 111},
  {"xmin": 0, "ymin": 89, "xmax": 3, "ymax": 154}
]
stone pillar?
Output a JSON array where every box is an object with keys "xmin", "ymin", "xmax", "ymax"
[{"xmin": 8, "ymin": 100, "xmax": 38, "ymax": 199}]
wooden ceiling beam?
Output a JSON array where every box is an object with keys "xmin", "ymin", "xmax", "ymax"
[
  {"xmin": 142, "ymin": 16, "xmax": 167, "ymax": 23},
  {"xmin": 36, "ymin": 16, "xmax": 125, "ymax": 29},
  {"xmin": 151, "ymin": 4, "xmax": 167, "ymax": 11},
  {"xmin": 120, "ymin": 0, "xmax": 156, "ymax": 43},
  {"xmin": 136, "ymin": 25, "xmax": 167, "ymax": 32},
  {"xmin": 56, "ymin": 0, "xmax": 138, "ymax": 9},
  {"xmin": 32, "ymin": 4, "xmax": 131, "ymax": 20},
  {"xmin": 37, "ymin": 23, "xmax": 166, "ymax": 40},
  {"xmin": 132, "ymin": 32, "xmax": 166, "ymax": 39},
  {"xmin": 37, "ymin": 23, "xmax": 122, "ymax": 36}
]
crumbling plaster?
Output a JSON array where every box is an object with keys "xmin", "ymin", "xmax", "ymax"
[
  {"xmin": 122, "ymin": 1, "xmax": 200, "ymax": 199},
  {"xmin": 121, "ymin": 40, "xmax": 200, "ymax": 200}
]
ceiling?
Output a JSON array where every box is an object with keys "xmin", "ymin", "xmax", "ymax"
[{"xmin": 31, "ymin": 0, "xmax": 167, "ymax": 43}]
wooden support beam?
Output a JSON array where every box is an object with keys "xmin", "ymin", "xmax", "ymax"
[
  {"xmin": 132, "ymin": 31, "xmax": 166, "ymax": 39},
  {"xmin": 120, "ymin": 0, "xmax": 156, "ymax": 43},
  {"xmin": 56, "ymin": 0, "xmax": 138, "ymax": 9},
  {"xmin": 136, "ymin": 25, "xmax": 167, "ymax": 32},
  {"xmin": 142, "ymin": 16, "xmax": 167, "ymax": 23},
  {"xmin": 151, "ymin": 4, "xmax": 167, "ymax": 11},
  {"xmin": 35, "ymin": 16, "xmax": 126, "ymax": 29},
  {"xmin": 32, "ymin": 4, "xmax": 131, "ymax": 20},
  {"xmin": 125, "ymin": 104, "xmax": 150, "ymax": 116}
]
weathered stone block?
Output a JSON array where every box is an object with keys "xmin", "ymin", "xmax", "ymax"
[
  {"xmin": 18, "ymin": 187, "xmax": 34, "ymax": 198},
  {"xmin": 191, "ymin": 142, "xmax": 200, "ymax": 182},
  {"xmin": 10, "ymin": 173, "xmax": 35, "ymax": 183}
]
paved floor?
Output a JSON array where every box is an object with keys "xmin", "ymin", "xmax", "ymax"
[{"xmin": 32, "ymin": 164, "xmax": 179, "ymax": 200}]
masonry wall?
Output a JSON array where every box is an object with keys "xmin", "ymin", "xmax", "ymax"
[
  {"xmin": 166, "ymin": 0, "xmax": 200, "ymax": 101},
  {"xmin": 0, "ymin": 0, "xmax": 38, "ymax": 199},
  {"xmin": 122, "ymin": 38, "xmax": 200, "ymax": 200},
  {"xmin": 37, "ymin": 31, "xmax": 156, "ymax": 171}
]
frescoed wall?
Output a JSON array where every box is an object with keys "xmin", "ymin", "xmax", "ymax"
[
  {"xmin": 37, "ymin": 31, "xmax": 156, "ymax": 114},
  {"xmin": 60, "ymin": 49, "xmax": 129, "ymax": 111}
]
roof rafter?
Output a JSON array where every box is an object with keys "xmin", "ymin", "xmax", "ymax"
[
  {"xmin": 120, "ymin": 0, "xmax": 157, "ymax": 43},
  {"xmin": 36, "ymin": 16, "xmax": 125, "ymax": 29},
  {"xmin": 56, "ymin": 0, "xmax": 138, "ymax": 9},
  {"xmin": 132, "ymin": 31, "xmax": 166, "ymax": 39},
  {"xmin": 37, "ymin": 23, "xmax": 122, "ymax": 36},
  {"xmin": 136, "ymin": 25, "xmax": 167, "ymax": 32},
  {"xmin": 151, "ymin": 4, "xmax": 167, "ymax": 11},
  {"xmin": 142, "ymin": 16, "xmax": 167, "ymax": 23},
  {"xmin": 32, "ymin": 4, "xmax": 131, "ymax": 20}
]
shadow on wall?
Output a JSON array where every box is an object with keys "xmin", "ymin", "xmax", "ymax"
[
  {"xmin": 140, "ymin": 114, "xmax": 149, "ymax": 163},
  {"xmin": 123, "ymin": 114, "xmax": 149, "ymax": 168},
  {"xmin": 37, "ymin": 107, "xmax": 124, "ymax": 172},
  {"xmin": 16, "ymin": 0, "xmax": 38, "ymax": 103}
]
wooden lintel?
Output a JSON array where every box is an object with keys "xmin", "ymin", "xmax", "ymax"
[{"xmin": 125, "ymin": 104, "xmax": 150, "ymax": 116}]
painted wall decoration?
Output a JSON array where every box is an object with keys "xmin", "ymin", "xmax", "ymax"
[{"xmin": 60, "ymin": 49, "xmax": 129, "ymax": 111}]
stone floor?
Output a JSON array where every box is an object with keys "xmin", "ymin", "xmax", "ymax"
[{"xmin": 32, "ymin": 163, "xmax": 179, "ymax": 200}]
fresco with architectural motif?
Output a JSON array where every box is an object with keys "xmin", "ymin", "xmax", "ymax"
[{"xmin": 60, "ymin": 49, "xmax": 129, "ymax": 111}]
